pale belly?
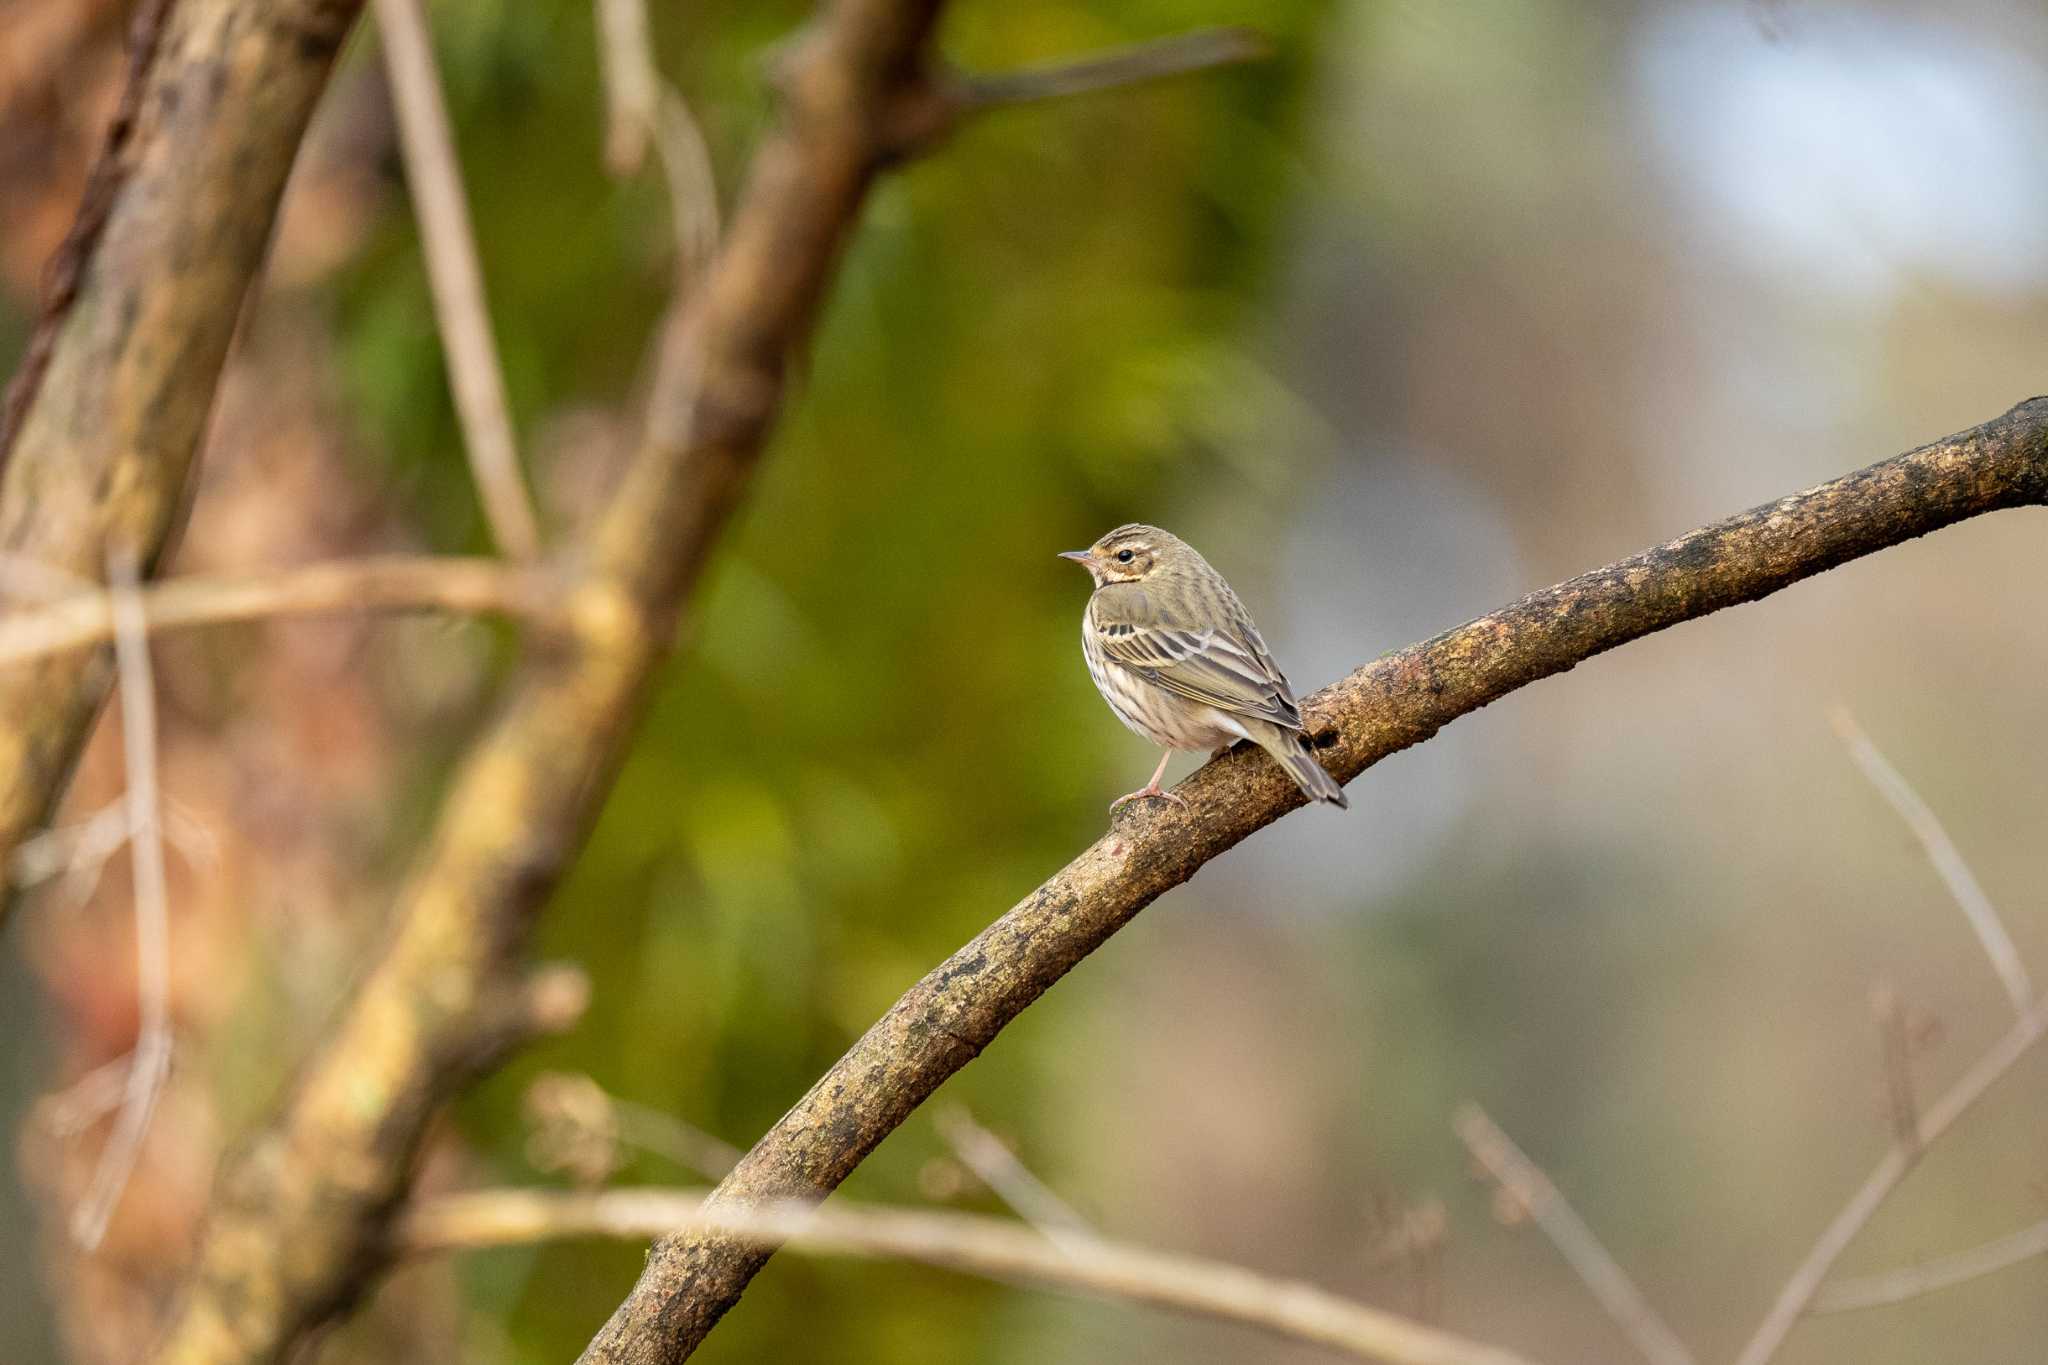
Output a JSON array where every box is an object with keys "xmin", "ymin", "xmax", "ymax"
[{"xmin": 1082, "ymin": 623, "xmax": 1247, "ymax": 752}]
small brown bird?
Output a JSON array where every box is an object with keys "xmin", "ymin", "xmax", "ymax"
[{"xmin": 1061, "ymin": 524, "xmax": 1347, "ymax": 811}]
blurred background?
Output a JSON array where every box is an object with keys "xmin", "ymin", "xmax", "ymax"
[{"xmin": 3, "ymin": 0, "xmax": 2046, "ymax": 1361}]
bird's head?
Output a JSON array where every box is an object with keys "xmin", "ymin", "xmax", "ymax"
[{"xmin": 1059, "ymin": 524, "xmax": 1185, "ymax": 586}]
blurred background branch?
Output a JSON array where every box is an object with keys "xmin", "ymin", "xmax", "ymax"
[
  {"xmin": 1454, "ymin": 1104, "xmax": 1693, "ymax": 1365},
  {"xmin": 371, "ymin": 0, "xmax": 541, "ymax": 561},
  {"xmin": 0, "ymin": 556, "xmax": 557, "ymax": 667},
  {"xmin": 404, "ymin": 1185, "xmax": 1539, "ymax": 1365},
  {"xmin": 1733, "ymin": 726, "xmax": 2046, "ymax": 1365},
  {"xmin": 1811, "ymin": 1218, "xmax": 2048, "ymax": 1315}
]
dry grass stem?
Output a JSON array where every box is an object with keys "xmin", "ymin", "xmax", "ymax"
[
  {"xmin": 1453, "ymin": 1105, "xmax": 1694, "ymax": 1365},
  {"xmin": 69, "ymin": 548, "xmax": 174, "ymax": 1250},
  {"xmin": 373, "ymin": 0, "xmax": 541, "ymax": 560},
  {"xmin": 1829, "ymin": 706, "xmax": 2033, "ymax": 1014},
  {"xmin": 406, "ymin": 1186, "xmax": 1543, "ymax": 1365}
]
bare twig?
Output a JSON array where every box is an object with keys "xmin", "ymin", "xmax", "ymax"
[
  {"xmin": 0, "ymin": 555, "xmax": 556, "ymax": 669},
  {"xmin": 595, "ymin": 0, "xmax": 661, "ymax": 176},
  {"xmin": 525, "ymin": 1073, "xmax": 741, "ymax": 1184},
  {"xmin": 934, "ymin": 1105, "xmax": 1094, "ymax": 1248},
  {"xmin": 1453, "ymin": 1105, "xmax": 1694, "ymax": 1365},
  {"xmin": 621, "ymin": 396, "xmax": 2048, "ymax": 1364},
  {"xmin": 1811, "ymin": 1218, "xmax": 2048, "ymax": 1314},
  {"xmin": 70, "ymin": 548, "xmax": 173, "ymax": 1250},
  {"xmin": 592, "ymin": 0, "xmax": 719, "ymax": 285},
  {"xmin": 404, "ymin": 1186, "xmax": 1541, "ymax": 1365},
  {"xmin": 611, "ymin": 1093, "xmax": 742, "ymax": 1179},
  {"xmin": 652, "ymin": 89, "xmax": 722, "ymax": 286},
  {"xmin": 0, "ymin": 552, "xmax": 96, "ymax": 603},
  {"xmin": 373, "ymin": 0, "xmax": 542, "ymax": 560},
  {"xmin": 889, "ymin": 26, "xmax": 1271, "ymax": 155},
  {"xmin": 1733, "ymin": 998, "xmax": 2048, "ymax": 1365},
  {"xmin": 1869, "ymin": 985, "xmax": 1921, "ymax": 1155},
  {"xmin": 958, "ymin": 27, "xmax": 1268, "ymax": 110},
  {"xmin": 41, "ymin": 1052, "xmax": 148, "ymax": 1138},
  {"xmin": 1829, "ymin": 706, "xmax": 2033, "ymax": 1014},
  {"xmin": 11, "ymin": 794, "xmax": 214, "ymax": 923}
]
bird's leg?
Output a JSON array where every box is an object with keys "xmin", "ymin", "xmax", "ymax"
[{"xmin": 1110, "ymin": 750, "xmax": 1188, "ymax": 813}]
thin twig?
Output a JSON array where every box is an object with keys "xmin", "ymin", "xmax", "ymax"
[
  {"xmin": 595, "ymin": 0, "xmax": 661, "ymax": 175},
  {"xmin": 0, "ymin": 552, "xmax": 96, "ymax": 603},
  {"xmin": 373, "ymin": 0, "xmax": 541, "ymax": 560},
  {"xmin": 11, "ymin": 794, "xmax": 215, "ymax": 890},
  {"xmin": 1868, "ymin": 985, "xmax": 1921, "ymax": 1155},
  {"xmin": 934, "ymin": 1105, "xmax": 1093, "ymax": 1250},
  {"xmin": 0, "ymin": 555, "xmax": 556, "ymax": 668},
  {"xmin": 1811, "ymin": 1218, "xmax": 2048, "ymax": 1314},
  {"xmin": 610, "ymin": 1094, "xmax": 742, "ymax": 1179},
  {"xmin": 1453, "ymin": 1105, "xmax": 1694, "ymax": 1365},
  {"xmin": 1733, "ymin": 998, "xmax": 2048, "ymax": 1365},
  {"xmin": 70, "ymin": 548, "xmax": 173, "ymax": 1250},
  {"xmin": 890, "ymin": 26, "xmax": 1272, "ymax": 155},
  {"xmin": 41, "ymin": 1052, "xmax": 147, "ymax": 1137},
  {"xmin": 652, "ymin": 88, "xmax": 721, "ymax": 286},
  {"xmin": 404, "ymin": 1186, "xmax": 1541, "ymax": 1365},
  {"xmin": 958, "ymin": 27, "xmax": 1269, "ymax": 110},
  {"xmin": 1830, "ymin": 706, "xmax": 2033, "ymax": 1014},
  {"xmin": 591, "ymin": 0, "xmax": 718, "ymax": 283}
]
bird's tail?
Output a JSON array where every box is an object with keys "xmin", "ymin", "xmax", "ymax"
[{"xmin": 1250, "ymin": 721, "xmax": 1348, "ymax": 808}]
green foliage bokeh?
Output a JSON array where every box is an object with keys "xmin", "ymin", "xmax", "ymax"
[{"xmin": 327, "ymin": 4, "xmax": 1341, "ymax": 1360}]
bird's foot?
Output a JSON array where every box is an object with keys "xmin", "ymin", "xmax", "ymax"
[{"xmin": 1109, "ymin": 782, "xmax": 1189, "ymax": 814}]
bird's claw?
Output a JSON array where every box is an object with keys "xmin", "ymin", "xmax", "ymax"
[{"xmin": 1109, "ymin": 785, "xmax": 1189, "ymax": 814}]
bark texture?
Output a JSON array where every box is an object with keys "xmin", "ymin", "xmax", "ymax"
[
  {"xmin": 585, "ymin": 397, "xmax": 2048, "ymax": 1364},
  {"xmin": 0, "ymin": 0, "xmax": 365, "ymax": 904}
]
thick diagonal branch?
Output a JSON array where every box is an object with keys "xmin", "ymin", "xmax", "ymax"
[
  {"xmin": 596, "ymin": 396, "xmax": 2048, "ymax": 1363},
  {"xmin": 0, "ymin": 0, "xmax": 366, "ymax": 909}
]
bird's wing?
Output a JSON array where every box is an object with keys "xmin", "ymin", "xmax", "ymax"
[{"xmin": 1090, "ymin": 585, "xmax": 1303, "ymax": 729}]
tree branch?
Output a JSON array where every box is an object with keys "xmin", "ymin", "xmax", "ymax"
[
  {"xmin": 606, "ymin": 396, "xmax": 2048, "ymax": 1363},
  {"xmin": 404, "ymin": 1187, "xmax": 1540, "ymax": 1365},
  {"xmin": 0, "ymin": 0, "xmax": 367, "ymax": 904},
  {"xmin": 0, "ymin": 555, "xmax": 557, "ymax": 668}
]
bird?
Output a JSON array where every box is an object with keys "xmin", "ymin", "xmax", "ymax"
[{"xmin": 1060, "ymin": 524, "xmax": 1347, "ymax": 811}]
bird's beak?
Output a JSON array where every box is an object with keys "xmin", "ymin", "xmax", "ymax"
[{"xmin": 1057, "ymin": 550, "xmax": 1092, "ymax": 564}]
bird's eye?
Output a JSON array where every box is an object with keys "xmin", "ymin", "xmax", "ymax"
[{"xmin": 1116, "ymin": 549, "xmax": 1135, "ymax": 563}]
